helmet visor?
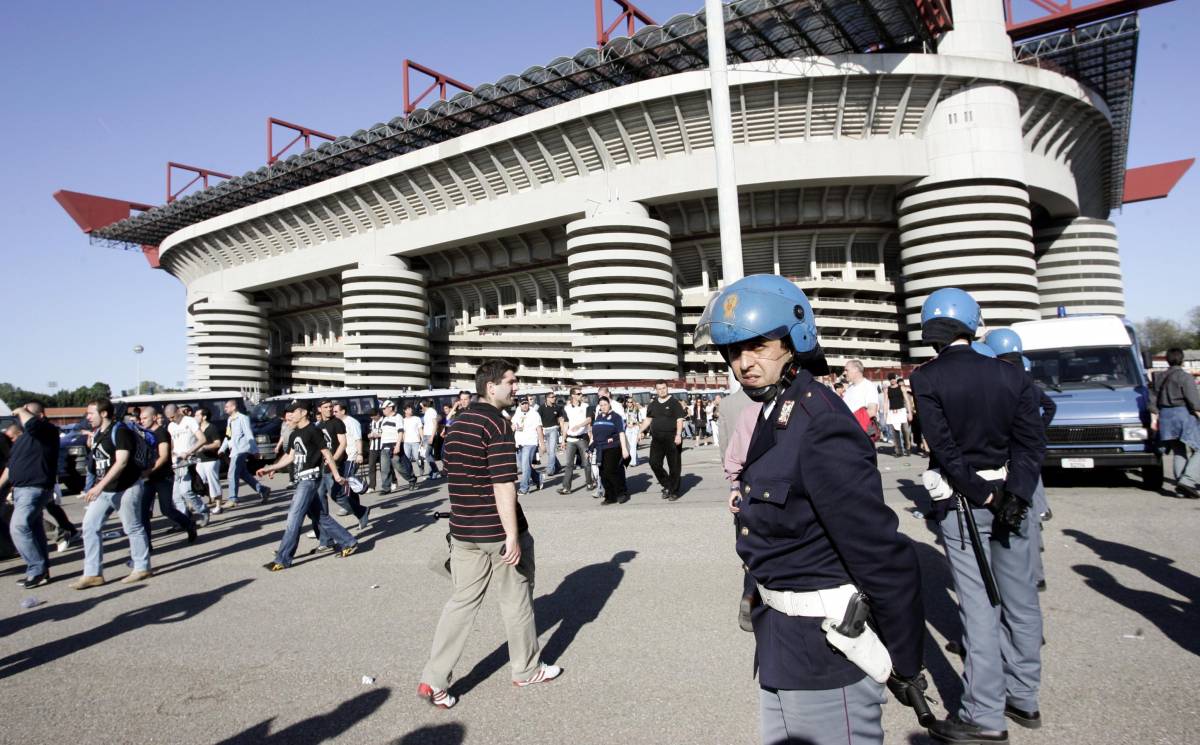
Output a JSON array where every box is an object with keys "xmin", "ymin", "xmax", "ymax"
[{"xmin": 693, "ymin": 291, "xmax": 792, "ymax": 351}]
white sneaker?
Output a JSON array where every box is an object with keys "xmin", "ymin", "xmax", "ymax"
[
  {"xmin": 513, "ymin": 663, "xmax": 563, "ymax": 687},
  {"xmin": 305, "ymin": 530, "xmax": 317, "ymax": 539},
  {"xmin": 417, "ymin": 682, "xmax": 457, "ymax": 709}
]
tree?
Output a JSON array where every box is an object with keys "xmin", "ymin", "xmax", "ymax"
[
  {"xmin": 0, "ymin": 381, "xmax": 113, "ymax": 408},
  {"xmin": 1135, "ymin": 317, "xmax": 1197, "ymax": 355}
]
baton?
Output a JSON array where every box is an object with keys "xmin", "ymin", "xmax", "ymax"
[{"xmin": 958, "ymin": 494, "xmax": 1001, "ymax": 607}]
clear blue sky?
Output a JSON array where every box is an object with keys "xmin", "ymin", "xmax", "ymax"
[{"xmin": 1, "ymin": 0, "xmax": 1195, "ymax": 394}]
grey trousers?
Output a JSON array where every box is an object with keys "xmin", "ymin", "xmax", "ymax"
[
  {"xmin": 760, "ymin": 676, "xmax": 886, "ymax": 745},
  {"xmin": 1031, "ymin": 477, "xmax": 1047, "ymax": 583},
  {"xmin": 939, "ymin": 505, "xmax": 1042, "ymax": 730},
  {"xmin": 420, "ymin": 533, "xmax": 540, "ymax": 689},
  {"xmin": 561, "ymin": 438, "xmax": 594, "ymax": 491}
]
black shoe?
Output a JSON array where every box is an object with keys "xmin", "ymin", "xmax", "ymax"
[
  {"xmin": 186, "ymin": 525, "xmax": 198, "ymax": 545},
  {"xmin": 617, "ymin": 494, "xmax": 630, "ymax": 504},
  {"xmin": 601, "ymin": 498, "xmax": 617, "ymax": 506},
  {"xmin": 22, "ymin": 573, "xmax": 50, "ymax": 589},
  {"xmin": 667, "ymin": 492, "xmax": 681, "ymax": 501},
  {"xmin": 1004, "ymin": 704, "xmax": 1041, "ymax": 729},
  {"xmin": 1036, "ymin": 579, "xmax": 1046, "ymax": 592},
  {"xmin": 556, "ymin": 488, "xmax": 570, "ymax": 495},
  {"xmin": 928, "ymin": 716, "xmax": 1008, "ymax": 743},
  {"xmin": 1175, "ymin": 483, "xmax": 1200, "ymax": 499},
  {"xmin": 660, "ymin": 487, "xmax": 669, "ymax": 499}
]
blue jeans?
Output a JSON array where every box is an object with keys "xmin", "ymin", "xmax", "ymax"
[
  {"xmin": 173, "ymin": 466, "xmax": 208, "ymax": 515},
  {"xmin": 227, "ymin": 451, "xmax": 262, "ymax": 503},
  {"xmin": 276, "ymin": 478, "xmax": 356, "ymax": 566},
  {"xmin": 542, "ymin": 427, "xmax": 560, "ymax": 475},
  {"xmin": 423, "ymin": 436, "xmax": 440, "ymax": 476},
  {"xmin": 381, "ymin": 444, "xmax": 415, "ymax": 490},
  {"xmin": 518, "ymin": 444, "xmax": 541, "ymax": 493},
  {"xmin": 82, "ymin": 481, "xmax": 150, "ymax": 576},
  {"xmin": 10, "ymin": 486, "xmax": 52, "ymax": 578},
  {"xmin": 404, "ymin": 442, "xmax": 422, "ymax": 475}
]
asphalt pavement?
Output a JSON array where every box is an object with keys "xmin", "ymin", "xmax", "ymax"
[{"xmin": 1, "ymin": 444, "xmax": 1197, "ymax": 745}]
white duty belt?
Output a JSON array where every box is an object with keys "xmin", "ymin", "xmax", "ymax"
[
  {"xmin": 757, "ymin": 583, "xmax": 857, "ymax": 618},
  {"xmin": 755, "ymin": 582, "xmax": 893, "ymax": 684},
  {"xmin": 921, "ymin": 466, "xmax": 1007, "ymax": 502}
]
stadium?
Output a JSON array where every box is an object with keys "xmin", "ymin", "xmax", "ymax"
[{"xmin": 55, "ymin": 0, "xmax": 1189, "ymax": 394}]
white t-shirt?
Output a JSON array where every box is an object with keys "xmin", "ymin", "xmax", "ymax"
[
  {"xmin": 422, "ymin": 408, "xmax": 439, "ymax": 439},
  {"xmin": 342, "ymin": 415, "xmax": 363, "ymax": 459},
  {"xmin": 843, "ymin": 380, "xmax": 879, "ymax": 415},
  {"xmin": 563, "ymin": 402, "xmax": 591, "ymax": 438},
  {"xmin": 169, "ymin": 417, "xmax": 201, "ymax": 460},
  {"xmin": 379, "ymin": 414, "xmax": 403, "ymax": 445},
  {"xmin": 402, "ymin": 415, "xmax": 423, "ymax": 442},
  {"xmin": 511, "ymin": 408, "xmax": 542, "ymax": 447}
]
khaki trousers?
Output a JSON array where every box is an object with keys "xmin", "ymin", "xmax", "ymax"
[{"xmin": 421, "ymin": 532, "xmax": 539, "ymax": 688}]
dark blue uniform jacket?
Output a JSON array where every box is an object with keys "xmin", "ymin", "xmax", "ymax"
[
  {"xmin": 737, "ymin": 370, "xmax": 925, "ymax": 690},
  {"xmin": 910, "ymin": 344, "xmax": 1046, "ymax": 507}
]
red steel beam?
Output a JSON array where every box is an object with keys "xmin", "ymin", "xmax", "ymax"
[
  {"xmin": 402, "ymin": 59, "xmax": 473, "ymax": 115},
  {"xmin": 167, "ymin": 162, "xmax": 233, "ymax": 203},
  {"xmin": 1006, "ymin": 0, "xmax": 1175, "ymax": 40},
  {"xmin": 268, "ymin": 117, "xmax": 336, "ymax": 165},
  {"xmin": 1122, "ymin": 158, "xmax": 1194, "ymax": 204},
  {"xmin": 52, "ymin": 190, "xmax": 162, "ymax": 268},
  {"xmin": 595, "ymin": 0, "xmax": 656, "ymax": 46}
]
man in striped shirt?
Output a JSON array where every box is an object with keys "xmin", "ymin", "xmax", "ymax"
[{"xmin": 418, "ymin": 359, "xmax": 562, "ymax": 709}]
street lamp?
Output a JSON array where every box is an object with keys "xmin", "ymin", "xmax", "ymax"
[{"xmin": 133, "ymin": 345, "xmax": 144, "ymax": 395}]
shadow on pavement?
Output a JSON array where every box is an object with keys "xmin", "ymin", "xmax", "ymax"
[
  {"xmin": 0, "ymin": 578, "xmax": 252, "ymax": 679},
  {"xmin": 0, "ymin": 585, "xmax": 143, "ymax": 639},
  {"xmin": 392, "ymin": 723, "xmax": 466, "ymax": 745},
  {"xmin": 1066, "ymin": 528, "xmax": 1199, "ymax": 657},
  {"xmin": 452, "ymin": 550, "xmax": 637, "ymax": 698},
  {"xmin": 214, "ymin": 687, "xmax": 391, "ymax": 744}
]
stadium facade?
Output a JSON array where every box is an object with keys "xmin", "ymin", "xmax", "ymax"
[{"xmin": 63, "ymin": 0, "xmax": 1154, "ymax": 394}]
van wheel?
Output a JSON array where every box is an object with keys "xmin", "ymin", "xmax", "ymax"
[{"xmin": 1140, "ymin": 463, "xmax": 1164, "ymax": 492}]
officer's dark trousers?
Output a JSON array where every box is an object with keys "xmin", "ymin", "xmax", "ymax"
[
  {"xmin": 648, "ymin": 432, "xmax": 681, "ymax": 494},
  {"xmin": 938, "ymin": 505, "xmax": 1042, "ymax": 731},
  {"xmin": 598, "ymin": 447, "xmax": 627, "ymax": 499}
]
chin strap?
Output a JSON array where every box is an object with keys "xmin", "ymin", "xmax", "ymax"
[{"xmin": 743, "ymin": 361, "xmax": 800, "ymax": 403}]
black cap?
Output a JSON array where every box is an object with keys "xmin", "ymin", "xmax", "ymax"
[{"xmin": 285, "ymin": 400, "xmax": 309, "ymax": 413}]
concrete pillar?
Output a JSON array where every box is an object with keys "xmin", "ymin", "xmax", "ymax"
[
  {"xmin": 936, "ymin": 0, "xmax": 1014, "ymax": 62},
  {"xmin": 188, "ymin": 291, "xmax": 268, "ymax": 393},
  {"xmin": 1034, "ymin": 218, "xmax": 1125, "ymax": 317},
  {"xmin": 566, "ymin": 201, "xmax": 679, "ymax": 381},
  {"xmin": 341, "ymin": 256, "xmax": 430, "ymax": 389}
]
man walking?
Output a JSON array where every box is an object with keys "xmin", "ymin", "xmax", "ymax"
[
  {"xmin": 333, "ymin": 401, "xmax": 372, "ymax": 531},
  {"xmin": 401, "ymin": 404, "xmax": 425, "ymax": 478},
  {"xmin": 259, "ymin": 401, "xmax": 358, "ymax": 571},
  {"xmin": 511, "ymin": 398, "xmax": 543, "ymax": 494},
  {"xmin": 1149, "ymin": 347, "xmax": 1200, "ymax": 498},
  {"xmin": 138, "ymin": 406, "xmax": 197, "ymax": 547},
  {"xmin": 557, "ymin": 387, "xmax": 595, "ymax": 494},
  {"xmin": 193, "ymin": 407, "xmax": 223, "ymax": 506},
  {"xmin": 538, "ymin": 391, "xmax": 564, "ymax": 477},
  {"xmin": 217, "ymin": 399, "xmax": 269, "ymax": 510},
  {"xmin": 421, "ymin": 399, "xmax": 443, "ymax": 480},
  {"xmin": 165, "ymin": 404, "xmax": 210, "ymax": 527},
  {"xmin": 378, "ymin": 400, "xmax": 415, "ymax": 492},
  {"xmin": 73, "ymin": 397, "xmax": 152, "ymax": 588},
  {"xmin": 0, "ymin": 402, "xmax": 60, "ymax": 587},
  {"xmin": 366, "ymin": 408, "xmax": 384, "ymax": 492},
  {"xmin": 640, "ymin": 381, "xmax": 686, "ymax": 500},
  {"xmin": 417, "ymin": 359, "xmax": 561, "ymax": 709}
]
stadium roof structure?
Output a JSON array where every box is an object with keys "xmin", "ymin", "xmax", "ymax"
[
  {"xmin": 90, "ymin": 0, "xmax": 949, "ymax": 248},
  {"xmin": 1013, "ymin": 12, "xmax": 1139, "ymax": 211}
]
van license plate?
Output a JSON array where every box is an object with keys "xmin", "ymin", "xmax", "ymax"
[{"xmin": 1062, "ymin": 458, "xmax": 1094, "ymax": 469}]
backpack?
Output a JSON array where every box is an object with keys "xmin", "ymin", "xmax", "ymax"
[{"xmin": 111, "ymin": 421, "xmax": 157, "ymax": 472}]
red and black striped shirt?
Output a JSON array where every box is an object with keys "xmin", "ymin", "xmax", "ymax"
[{"xmin": 442, "ymin": 401, "xmax": 527, "ymax": 542}]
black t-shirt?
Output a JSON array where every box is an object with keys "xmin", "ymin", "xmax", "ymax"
[
  {"xmin": 645, "ymin": 397, "xmax": 685, "ymax": 435},
  {"xmin": 287, "ymin": 424, "xmax": 327, "ymax": 479},
  {"xmin": 199, "ymin": 423, "xmax": 221, "ymax": 462},
  {"xmin": 6, "ymin": 417, "xmax": 59, "ymax": 489},
  {"xmin": 319, "ymin": 418, "xmax": 347, "ymax": 464},
  {"xmin": 146, "ymin": 425, "xmax": 172, "ymax": 480},
  {"xmin": 539, "ymin": 403, "xmax": 564, "ymax": 428},
  {"xmin": 91, "ymin": 423, "xmax": 141, "ymax": 492},
  {"xmin": 886, "ymin": 386, "xmax": 906, "ymax": 410}
]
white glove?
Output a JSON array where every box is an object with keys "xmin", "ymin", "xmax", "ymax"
[{"xmin": 922, "ymin": 469, "xmax": 954, "ymax": 501}]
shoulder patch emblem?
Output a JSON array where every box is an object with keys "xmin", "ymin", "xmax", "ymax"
[{"xmin": 776, "ymin": 400, "xmax": 795, "ymax": 428}]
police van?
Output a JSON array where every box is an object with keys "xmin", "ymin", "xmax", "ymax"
[{"xmin": 1013, "ymin": 314, "xmax": 1161, "ymax": 489}]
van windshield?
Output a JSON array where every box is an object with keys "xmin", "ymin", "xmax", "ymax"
[
  {"xmin": 249, "ymin": 403, "xmax": 282, "ymax": 422},
  {"xmin": 1026, "ymin": 346, "xmax": 1141, "ymax": 390}
]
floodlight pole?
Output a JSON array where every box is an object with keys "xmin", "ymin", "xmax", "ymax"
[{"xmin": 705, "ymin": 0, "xmax": 743, "ymax": 285}]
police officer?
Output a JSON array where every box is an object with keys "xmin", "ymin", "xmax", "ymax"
[
  {"xmin": 695, "ymin": 275, "xmax": 928, "ymax": 745},
  {"xmin": 910, "ymin": 289, "xmax": 1046, "ymax": 743},
  {"xmin": 984, "ymin": 328, "xmax": 1057, "ymax": 592}
]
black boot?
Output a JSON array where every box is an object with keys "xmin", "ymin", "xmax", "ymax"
[{"xmin": 928, "ymin": 716, "xmax": 1008, "ymax": 743}]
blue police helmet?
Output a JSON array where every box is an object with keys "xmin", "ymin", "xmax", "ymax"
[
  {"xmin": 921, "ymin": 288, "xmax": 982, "ymax": 346},
  {"xmin": 1022, "ymin": 355, "xmax": 1032, "ymax": 373},
  {"xmin": 694, "ymin": 274, "xmax": 819, "ymax": 356},
  {"xmin": 971, "ymin": 341, "xmax": 998, "ymax": 358},
  {"xmin": 983, "ymin": 328, "xmax": 1023, "ymax": 356}
]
